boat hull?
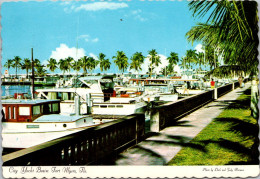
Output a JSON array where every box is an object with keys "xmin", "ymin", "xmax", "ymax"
[
  {"xmin": 2, "ymin": 116, "xmax": 94, "ymax": 149},
  {"xmin": 92, "ymin": 102, "xmax": 147, "ymax": 115}
]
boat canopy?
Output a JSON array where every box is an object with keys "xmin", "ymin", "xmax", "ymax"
[
  {"xmin": 118, "ymin": 87, "xmax": 139, "ymax": 92},
  {"xmin": 79, "ymin": 75, "xmax": 114, "ymax": 81},
  {"xmin": 79, "ymin": 75, "xmax": 114, "ymax": 86},
  {"xmin": 34, "ymin": 114, "xmax": 92, "ymax": 123}
]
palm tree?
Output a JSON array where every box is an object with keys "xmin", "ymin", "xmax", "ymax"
[
  {"xmin": 130, "ymin": 52, "xmax": 145, "ymax": 74},
  {"xmin": 72, "ymin": 59, "xmax": 82, "ymax": 76},
  {"xmin": 85, "ymin": 57, "xmax": 99, "ymax": 74},
  {"xmin": 180, "ymin": 56, "xmax": 188, "ymax": 70},
  {"xmin": 102, "ymin": 59, "xmax": 111, "ymax": 72},
  {"xmin": 12, "ymin": 56, "xmax": 22, "ymax": 78},
  {"xmin": 185, "ymin": 49, "xmax": 197, "ymax": 69},
  {"xmin": 4, "ymin": 59, "xmax": 13, "ymax": 74},
  {"xmin": 167, "ymin": 52, "xmax": 179, "ymax": 74},
  {"xmin": 113, "ymin": 51, "xmax": 129, "ymax": 74},
  {"xmin": 197, "ymin": 52, "xmax": 204, "ymax": 70},
  {"xmin": 148, "ymin": 49, "xmax": 161, "ymax": 77},
  {"xmin": 99, "ymin": 53, "xmax": 111, "ymax": 72},
  {"xmin": 81, "ymin": 56, "xmax": 88, "ymax": 76},
  {"xmin": 58, "ymin": 59, "xmax": 68, "ymax": 76},
  {"xmin": 65, "ymin": 57, "xmax": 74, "ymax": 76},
  {"xmin": 186, "ymin": 0, "xmax": 258, "ymax": 74},
  {"xmin": 160, "ymin": 66, "xmax": 172, "ymax": 76},
  {"xmin": 47, "ymin": 58, "xmax": 58, "ymax": 73},
  {"xmin": 35, "ymin": 66, "xmax": 47, "ymax": 77},
  {"xmin": 21, "ymin": 58, "xmax": 31, "ymax": 79},
  {"xmin": 204, "ymin": 46, "xmax": 217, "ymax": 70},
  {"xmin": 34, "ymin": 59, "xmax": 41, "ymax": 68}
]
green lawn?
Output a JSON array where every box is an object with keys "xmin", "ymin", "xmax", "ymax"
[{"xmin": 168, "ymin": 89, "xmax": 259, "ymax": 165}]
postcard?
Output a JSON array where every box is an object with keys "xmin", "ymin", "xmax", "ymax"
[{"xmin": 1, "ymin": 0, "xmax": 259, "ymax": 178}]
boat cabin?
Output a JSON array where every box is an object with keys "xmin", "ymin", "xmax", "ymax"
[{"xmin": 2, "ymin": 99, "xmax": 60, "ymax": 122}]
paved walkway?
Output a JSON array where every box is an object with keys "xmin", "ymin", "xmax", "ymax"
[{"xmin": 113, "ymin": 82, "xmax": 251, "ymax": 165}]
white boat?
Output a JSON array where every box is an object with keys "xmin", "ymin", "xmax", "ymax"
[
  {"xmin": 36, "ymin": 75, "xmax": 147, "ymax": 116},
  {"xmin": 92, "ymin": 87, "xmax": 147, "ymax": 115},
  {"xmin": 2, "ymin": 98, "xmax": 95, "ymax": 149},
  {"xmin": 128, "ymin": 79, "xmax": 178, "ymax": 102}
]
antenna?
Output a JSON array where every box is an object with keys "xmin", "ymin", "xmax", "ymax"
[
  {"xmin": 31, "ymin": 48, "xmax": 35, "ymax": 99},
  {"xmin": 76, "ymin": 16, "xmax": 79, "ymax": 61},
  {"xmin": 165, "ymin": 48, "xmax": 167, "ymax": 77}
]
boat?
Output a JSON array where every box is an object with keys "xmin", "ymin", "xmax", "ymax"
[
  {"xmin": 92, "ymin": 86, "xmax": 147, "ymax": 115},
  {"xmin": 36, "ymin": 75, "xmax": 147, "ymax": 116},
  {"xmin": 1, "ymin": 97, "xmax": 95, "ymax": 149},
  {"xmin": 128, "ymin": 78, "xmax": 179, "ymax": 102}
]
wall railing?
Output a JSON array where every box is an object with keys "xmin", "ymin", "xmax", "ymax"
[
  {"xmin": 3, "ymin": 113, "xmax": 145, "ymax": 166},
  {"xmin": 150, "ymin": 80, "xmax": 245, "ymax": 132}
]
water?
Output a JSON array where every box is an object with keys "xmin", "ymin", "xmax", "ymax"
[{"xmin": 1, "ymin": 85, "xmax": 44, "ymax": 97}]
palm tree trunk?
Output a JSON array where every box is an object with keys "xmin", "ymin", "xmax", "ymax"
[
  {"xmin": 16, "ymin": 66, "xmax": 18, "ymax": 78},
  {"xmin": 26, "ymin": 69, "xmax": 28, "ymax": 79}
]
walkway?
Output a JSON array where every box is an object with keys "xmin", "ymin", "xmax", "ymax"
[{"xmin": 112, "ymin": 82, "xmax": 251, "ymax": 165}]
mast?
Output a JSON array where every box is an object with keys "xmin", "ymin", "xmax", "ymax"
[{"xmin": 31, "ymin": 48, "xmax": 35, "ymax": 99}]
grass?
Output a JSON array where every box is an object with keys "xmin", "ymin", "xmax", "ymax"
[{"xmin": 168, "ymin": 88, "xmax": 259, "ymax": 165}]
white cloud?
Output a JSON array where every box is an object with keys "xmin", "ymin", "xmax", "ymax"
[
  {"xmin": 89, "ymin": 53, "xmax": 98, "ymax": 60},
  {"xmin": 75, "ymin": 2, "xmax": 128, "ymax": 12},
  {"xmin": 78, "ymin": 34, "xmax": 99, "ymax": 43},
  {"xmin": 50, "ymin": 44, "xmax": 86, "ymax": 61},
  {"xmin": 195, "ymin": 44, "xmax": 205, "ymax": 53},
  {"xmin": 126, "ymin": 9, "xmax": 147, "ymax": 22},
  {"xmin": 132, "ymin": 9, "xmax": 142, "ymax": 15},
  {"xmin": 60, "ymin": 1, "xmax": 72, "ymax": 6},
  {"xmin": 92, "ymin": 38, "xmax": 99, "ymax": 43},
  {"xmin": 135, "ymin": 14, "xmax": 147, "ymax": 22}
]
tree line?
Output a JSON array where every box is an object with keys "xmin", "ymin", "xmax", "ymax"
[{"xmin": 4, "ymin": 48, "xmax": 220, "ymax": 78}]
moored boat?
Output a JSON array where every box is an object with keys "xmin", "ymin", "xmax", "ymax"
[
  {"xmin": 2, "ymin": 98, "xmax": 95, "ymax": 149},
  {"xmin": 36, "ymin": 75, "xmax": 147, "ymax": 116}
]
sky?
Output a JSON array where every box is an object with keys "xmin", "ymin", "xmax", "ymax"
[{"xmin": 1, "ymin": 0, "xmax": 207, "ymax": 75}]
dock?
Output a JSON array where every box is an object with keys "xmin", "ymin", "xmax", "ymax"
[
  {"xmin": 2, "ymin": 79, "xmax": 254, "ymax": 166},
  {"xmin": 111, "ymin": 82, "xmax": 251, "ymax": 165}
]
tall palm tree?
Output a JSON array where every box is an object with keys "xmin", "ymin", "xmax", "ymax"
[
  {"xmin": 72, "ymin": 59, "xmax": 82, "ymax": 76},
  {"xmin": 130, "ymin": 52, "xmax": 145, "ymax": 74},
  {"xmin": 102, "ymin": 59, "xmax": 111, "ymax": 72},
  {"xmin": 4, "ymin": 59, "xmax": 13, "ymax": 74},
  {"xmin": 12, "ymin": 56, "xmax": 22, "ymax": 78},
  {"xmin": 47, "ymin": 58, "xmax": 58, "ymax": 73},
  {"xmin": 65, "ymin": 57, "xmax": 74, "ymax": 76},
  {"xmin": 197, "ymin": 52, "xmax": 204, "ymax": 70},
  {"xmin": 167, "ymin": 52, "xmax": 179, "ymax": 65},
  {"xmin": 86, "ymin": 57, "xmax": 99, "ymax": 74},
  {"xmin": 204, "ymin": 46, "xmax": 217, "ymax": 70},
  {"xmin": 21, "ymin": 58, "xmax": 31, "ymax": 79},
  {"xmin": 167, "ymin": 52, "xmax": 179, "ymax": 74},
  {"xmin": 185, "ymin": 49, "xmax": 197, "ymax": 69},
  {"xmin": 180, "ymin": 56, "xmax": 188, "ymax": 70},
  {"xmin": 113, "ymin": 51, "xmax": 129, "ymax": 74},
  {"xmin": 148, "ymin": 49, "xmax": 161, "ymax": 77},
  {"xmin": 99, "ymin": 53, "xmax": 111, "ymax": 72},
  {"xmin": 58, "ymin": 59, "xmax": 68, "ymax": 76},
  {"xmin": 81, "ymin": 56, "xmax": 88, "ymax": 76}
]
